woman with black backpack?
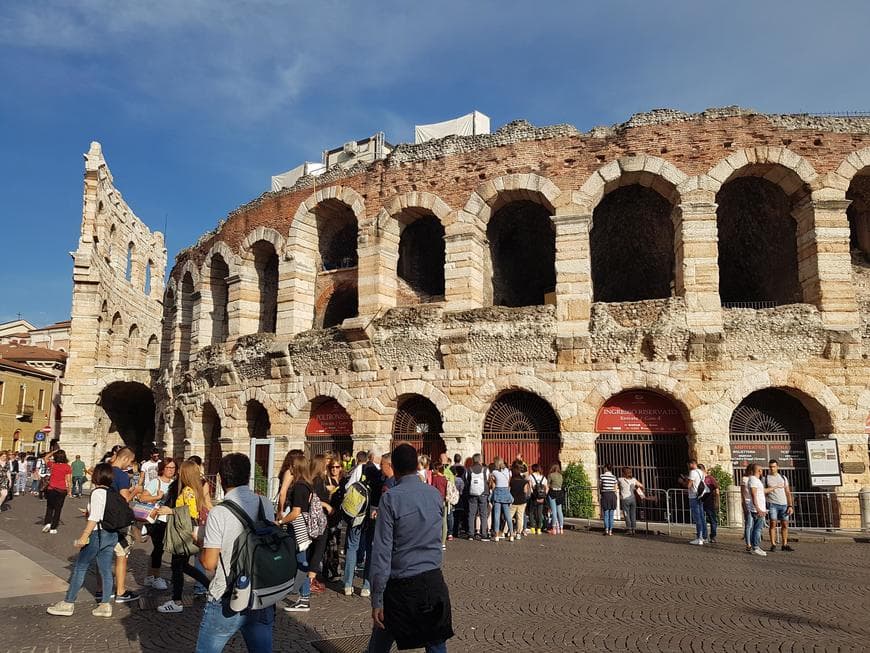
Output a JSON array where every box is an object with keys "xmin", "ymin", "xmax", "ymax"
[{"xmin": 528, "ymin": 464, "xmax": 549, "ymax": 534}]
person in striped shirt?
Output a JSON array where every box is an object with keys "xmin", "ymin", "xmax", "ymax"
[{"xmin": 599, "ymin": 464, "xmax": 618, "ymax": 536}]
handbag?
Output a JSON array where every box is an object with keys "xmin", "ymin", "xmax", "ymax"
[
  {"xmin": 290, "ymin": 514, "xmax": 311, "ymax": 552},
  {"xmin": 165, "ymin": 504, "xmax": 200, "ymax": 557},
  {"xmin": 132, "ymin": 501, "xmax": 157, "ymax": 522}
]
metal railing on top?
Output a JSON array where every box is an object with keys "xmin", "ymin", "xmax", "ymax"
[{"xmin": 722, "ymin": 301, "xmax": 778, "ymax": 310}]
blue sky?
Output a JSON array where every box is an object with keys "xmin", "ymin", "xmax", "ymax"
[{"xmin": 2, "ymin": 0, "xmax": 869, "ymax": 326}]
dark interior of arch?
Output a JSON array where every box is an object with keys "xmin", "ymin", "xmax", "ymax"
[
  {"xmin": 729, "ymin": 388, "xmax": 816, "ymax": 436},
  {"xmin": 209, "ymin": 254, "xmax": 230, "ymax": 344},
  {"xmin": 591, "ymin": 185, "xmax": 675, "ymax": 302},
  {"xmin": 179, "ymin": 273, "xmax": 194, "ymax": 364},
  {"xmin": 160, "ymin": 289, "xmax": 176, "ymax": 368},
  {"xmin": 99, "ymin": 381, "xmax": 155, "ymax": 461},
  {"xmin": 171, "ymin": 409, "xmax": 186, "ymax": 459},
  {"xmin": 717, "ymin": 177, "xmax": 802, "ymax": 305},
  {"xmin": 252, "ymin": 241, "xmax": 278, "ymax": 333},
  {"xmin": 322, "ymin": 285, "xmax": 358, "ymax": 328},
  {"xmin": 202, "ymin": 403, "xmax": 222, "ymax": 476},
  {"xmin": 488, "ymin": 201, "xmax": 555, "ymax": 307},
  {"xmin": 397, "ymin": 215, "xmax": 445, "ymax": 299},
  {"xmin": 847, "ymin": 173, "xmax": 870, "ymax": 260},
  {"xmin": 393, "ymin": 395, "xmax": 443, "ymax": 436},
  {"xmin": 316, "ymin": 200, "xmax": 358, "ymax": 270},
  {"xmin": 246, "ymin": 401, "xmax": 271, "ymax": 439}
]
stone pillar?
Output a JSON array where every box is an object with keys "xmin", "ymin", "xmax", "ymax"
[
  {"xmin": 197, "ymin": 286, "xmax": 215, "ymax": 349},
  {"xmin": 444, "ymin": 223, "xmax": 485, "ymax": 310},
  {"xmin": 726, "ymin": 485, "xmax": 744, "ymax": 529},
  {"xmin": 227, "ymin": 271, "xmax": 260, "ymax": 339},
  {"xmin": 552, "ymin": 214, "xmax": 592, "ymax": 336},
  {"xmin": 441, "ymin": 433, "xmax": 481, "ymax": 462},
  {"xmin": 674, "ymin": 197, "xmax": 723, "ymax": 331},
  {"xmin": 357, "ymin": 231, "xmax": 396, "ymax": 318},
  {"xmin": 859, "ymin": 488, "xmax": 870, "ymax": 532},
  {"xmin": 189, "ymin": 290, "xmax": 203, "ymax": 353},
  {"xmin": 279, "ymin": 256, "xmax": 316, "ymax": 336},
  {"xmin": 794, "ymin": 199, "xmax": 860, "ymax": 330}
]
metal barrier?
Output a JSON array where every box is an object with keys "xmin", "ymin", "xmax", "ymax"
[
  {"xmin": 564, "ymin": 485, "xmax": 670, "ymax": 534},
  {"xmin": 788, "ymin": 492, "xmax": 862, "ymax": 531}
]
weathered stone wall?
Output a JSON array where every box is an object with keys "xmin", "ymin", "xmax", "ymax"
[
  {"xmin": 155, "ymin": 109, "xmax": 870, "ymax": 496},
  {"xmin": 61, "ymin": 142, "xmax": 166, "ymax": 463}
]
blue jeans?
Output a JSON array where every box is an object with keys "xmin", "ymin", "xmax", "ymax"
[
  {"xmin": 548, "ymin": 497, "xmax": 564, "ymax": 529},
  {"xmin": 195, "ymin": 598, "xmax": 275, "ymax": 653},
  {"xmin": 367, "ymin": 626, "xmax": 447, "ymax": 653},
  {"xmin": 343, "ymin": 523, "xmax": 370, "ymax": 590},
  {"xmin": 294, "ymin": 550, "xmax": 310, "ymax": 597},
  {"xmin": 603, "ymin": 509, "xmax": 615, "ymax": 531},
  {"xmin": 703, "ymin": 504, "xmax": 718, "ymax": 539},
  {"xmin": 193, "ymin": 557, "xmax": 207, "ymax": 593},
  {"xmin": 71, "ymin": 477, "xmax": 84, "ymax": 497},
  {"xmin": 65, "ymin": 529, "xmax": 117, "ymax": 603},
  {"xmin": 492, "ymin": 501, "xmax": 512, "ymax": 536},
  {"xmin": 749, "ymin": 513, "xmax": 765, "ymax": 548},
  {"xmin": 689, "ymin": 498, "xmax": 707, "ymax": 540}
]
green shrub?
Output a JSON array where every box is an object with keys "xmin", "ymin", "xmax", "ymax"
[
  {"xmin": 253, "ymin": 463, "xmax": 268, "ymax": 496},
  {"xmin": 708, "ymin": 464, "xmax": 732, "ymax": 526},
  {"xmin": 563, "ymin": 462, "xmax": 595, "ymax": 518}
]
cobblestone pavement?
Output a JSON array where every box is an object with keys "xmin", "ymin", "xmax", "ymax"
[{"xmin": 0, "ymin": 494, "xmax": 868, "ymax": 652}]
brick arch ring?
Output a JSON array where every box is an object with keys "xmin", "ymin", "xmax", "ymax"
[
  {"xmin": 461, "ymin": 173, "xmax": 565, "ymax": 228},
  {"xmin": 575, "ymin": 154, "xmax": 689, "ymax": 215},
  {"xmin": 702, "ymin": 146, "xmax": 820, "ymax": 196}
]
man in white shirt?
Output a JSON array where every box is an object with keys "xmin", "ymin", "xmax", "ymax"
[
  {"xmin": 764, "ymin": 459, "xmax": 794, "ymax": 552},
  {"xmin": 138, "ymin": 448, "xmax": 161, "ymax": 488},
  {"xmin": 196, "ymin": 453, "xmax": 275, "ymax": 653},
  {"xmin": 685, "ymin": 460, "xmax": 707, "ymax": 545},
  {"xmin": 744, "ymin": 462, "xmax": 768, "ymax": 556}
]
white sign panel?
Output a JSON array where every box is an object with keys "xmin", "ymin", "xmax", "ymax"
[{"xmin": 805, "ymin": 439, "xmax": 842, "ymax": 487}]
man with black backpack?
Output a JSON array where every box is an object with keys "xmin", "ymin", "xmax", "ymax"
[{"xmin": 196, "ymin": 453, "xmax": 282, "ymax": 653}]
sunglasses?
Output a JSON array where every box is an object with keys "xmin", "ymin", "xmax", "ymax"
[{"xmin": 330, "ymin": 465, "xmax": 342, "ymax": 469}]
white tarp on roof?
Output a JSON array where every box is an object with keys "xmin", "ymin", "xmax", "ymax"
[
  {"xmin": 271, "ymin": 162, "xmax": 326, "ymax": 192},
  {"xmin": 414, "ymin": 111, "xmax": 490, "ymax": 144}
]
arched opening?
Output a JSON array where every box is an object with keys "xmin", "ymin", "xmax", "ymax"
[
  {"xmin": 128, "ymin": 324, "xmax": 141, "ymax": 366},
  {"xmin": 246, "ymin": 400, "xmax": 272, "ymax": 489},
  {"xmin": 729, "ymin": 388, "xmax": 817, "ymax": 491},
  {"xmin": 320, "ymin": 284, "xmax": 358, "ymax": 329},
  {"xmin": 591, "ymin": 185, "xmax": 675, "ymax": 302},
  {"xmin": 846, "ymin": 170, "xmax": 870, "ymax": 262},
  {"xmin": 482, "ymin": 391, "xmax": 560, "ymax": 469},
  {"xmin": 595, "ymin": 390, "xmax": 689, "ymax": 496},
  {"xmin": 391, "ymin": 395, "xmax": 445, "ymax": 458},
  {"xmin": 717, "ymin": 175, "xmax": 803, "ymax": 306},
  {"xmin": 316, "ymin": 200, "xmax": 358, "ymax": 271},
  {"xmin": 107, "ymin": 224, "xmax": 116, "ymax": 265},
  {"xmin": 202, "ymin": 403, "xmax": 223, "ymax": 477},
  {"xmin": 208, "ymin": 253, "xmax": 230, "ymax": 345},
  {"xmin": 98, "ymin": 381, "xmax": 155, "ymax": 461},
  {"xmin": 126, "ymin": 242, "xmax": 134, "ymax": 282},
  {"xmin": 487, "ymin": 201, "xmax": 555, "ymax": 307},
  {"xmin": 396, "ymin": 212, "xmax": 445, "ymax": 303},
  {"xmin": 179, "ymin": 272, "xmax": 195, "ymax": 365},
  {"xmin": 171, "ymin": 409, "xmax": 186, "ymax": 460},
  {"xmin": 305, "ymin": 397, "xmax": 353, "ymax": 458},
  {"xmin": 252, "ymin": 241, "xmax": 278, "ymax": 333},
  {"xmin": 109, "ymin": 312, "xmax": 124, "ymax": 365},
  {"xmin": 161, "ymin": 288, "xmax": 176, "ymax": 369},
  {"xmin": 144, "ymin": 260, "xmax": 152, "ymax": 295},
  {"xmin": 146, "ymin": 335, "xmax": 160, "ymax": 368}
]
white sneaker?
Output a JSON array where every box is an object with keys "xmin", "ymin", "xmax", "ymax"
[
  {"xmin": 157, "ymin": 600, "xmax": 183, "ymax": 613},
  {"xmin": 41, "ymin": 524, "xmax": 51, "ymax": 533},
  {"xmin": 144, "ymin": 576, "xmax": 169, "ymax": 590},
  {"xmin": 752, "ymin": 547, "xmax": 768, "ymax": 557},
  {"xmin": 49, "ymin": 529, "xmax": 58, "ymax": 535},
  {"xmin": 343, "ymin": 587, "xmax": 353, "ymax": 596},
  {"xmin": 689, "ymin": 538, "xmax": 704, "ymax": 545},
  {"xmin": 46, "ymin": 601, "xmax": 75, "ymax": 616},
  {"xmin": 360, "ymin": 588, "xmax": 370, "ymax": 597}
]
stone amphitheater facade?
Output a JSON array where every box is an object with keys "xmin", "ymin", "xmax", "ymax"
[{"xmin": 114, "ymin": 108, "xmax": 870, "ymax": 507}]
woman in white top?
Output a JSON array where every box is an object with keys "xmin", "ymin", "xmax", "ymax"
[
  {"xmin": 617, "ymin": 467, "xmax": 644, "ymax": 535},
  {"xmin": 599, "ymin": 463, "xmax": 618, "ymax": 536},
  {"xmin": 489, "ymin": 457, "xmax": 513, "ymax": 541},
  {"xmin": 527, "ymin": 464, "xmax": 549, "ymax": 534},
  {"xmin": 46, "ymin": 463, "xmax": 119, "ymax": 618},
  {"xmin": 140, "ymin": 458, "xmax": 177, "ymax": 591}
]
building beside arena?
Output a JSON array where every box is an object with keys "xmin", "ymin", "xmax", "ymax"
[{"xmin": 62, "ymin": 108, "xmax": 870, "ymax": 523}]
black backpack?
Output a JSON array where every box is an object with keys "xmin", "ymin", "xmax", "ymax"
[
  {"xmin": 532, "ymin": 475, "xmax": 547, "ymax": 503},
  {"xmin": 96, "ymin": 487, "xmax": 135, "ymax": 533},
  {"xmin": 695, "ymin": 476, "xmax": 710, "ymax": 500}
]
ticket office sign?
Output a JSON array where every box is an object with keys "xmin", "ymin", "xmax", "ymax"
[{"xmin": 805, "ymin": 438, "xmax": 842, "ymax": 487}]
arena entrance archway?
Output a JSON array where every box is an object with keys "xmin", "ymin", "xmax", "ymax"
[
  {"xmin": 246, "ymin": 400, "xmax": 273, "ymax": 493},
  {"xmin": 391, "ymin": 395, "xmax": 445, "ymax": 459},
  {"xmin": 98, "ymin": 381, "xmax": 155, "ymax": 461},
  {"xmin": 595, "ymin": 391, "xmax": 689, "ymax": 496},
  {"xmin": 202, "ymin": 403, "xmax": 222, "ymax": 476},
  {"xmin": 305, "ymin": 398, "xmax": 353, "ymax": 458},
  {"xmin": 482, "ymin": 391, "xmax": 560, "ymax": 469},
  {"xmin": 729, "ymin": 389, "xmax": 815, "ymax": 490}
]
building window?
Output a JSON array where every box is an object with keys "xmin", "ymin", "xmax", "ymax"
[
  {"xmin": 38, "ymin": 388, "xmax": 46, "ymax": 411},
  {"xmin": 17, "ymin": 385, "xmax": 26, "ymax": 413}
]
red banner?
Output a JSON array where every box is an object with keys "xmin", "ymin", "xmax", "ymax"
[
  {"xmin": 306, "ymin": 400, "xmax": 353, "ymax": 437},
  {"xmin": 595, "ymin": 391, "xmax": 685, "ymax": 434}
]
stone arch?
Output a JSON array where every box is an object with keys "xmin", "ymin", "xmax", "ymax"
[
  {"xmin": 577, "ymin": 155, "xmax": 687, "ymax": 214},
  {"xmin": 371, "ymin": 380, "xmax": 452, "ymax": 422},
  {"xmin": 175, "ymin": 260, "xmax": 201, "ymax": 290},
  {"xmin": 286, "ymin": 186, "xmax": 365, "ymax": 332},
  {"xmin": 230, "ymin": 387, "xmax": 279, "ymax": 424},
  {"xmin": 200, "ymin": 243, "xmax": 237, "ymax": 346},
  {"xmin": 201, "ymin": 241, "xmax": 241, "ymax": 276},
  {"xmin": 288, "ymin": 381, "xmax": 360, "ymax": 426},
  {"xmin": 194, "ymin": 391, "xmax": 229, "ymax": 422},
  {"xmin": 240, "ymin": 227, "xmax": 286, "ymax": 260},
  {"xmin": 831, "ymin": 149, "xmax": 870, "ymax": 259},
  {"xmin": 463, "ymin": 173, "xmax": 562, "ymax": 226},
  {"xmin": 705, "ymin": 147, "xmax": 819, "ymax": 198},
  {"xmin": 472, "ymin": 375, "xmax": 572, "ymax": 434}
]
